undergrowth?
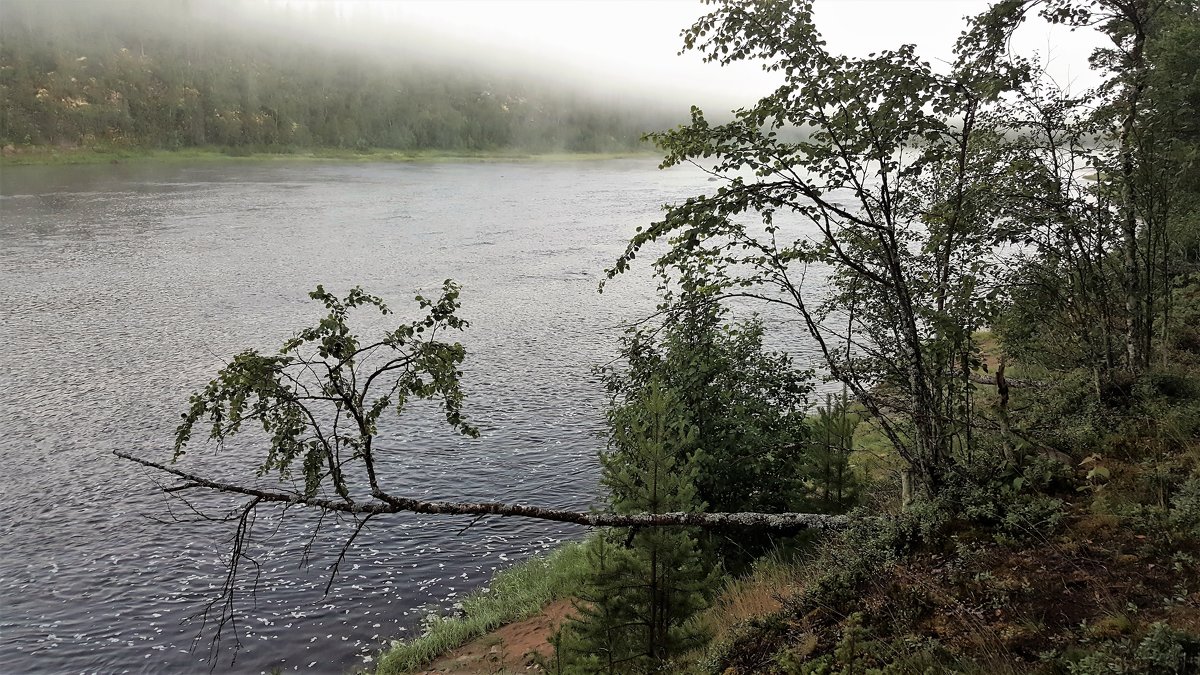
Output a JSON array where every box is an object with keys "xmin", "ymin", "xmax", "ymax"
[{"xmin": 699, "ymin": 357, "xmax": 1200, "ymax": 674}]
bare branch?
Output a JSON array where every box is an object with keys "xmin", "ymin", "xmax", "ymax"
[
  {"xmin": 116, "ymin": 450, "xmax": 850, "ymax": 532},
  {"xmin": 325, "ymin": 513, "xmax": 375, "ymax": 596}
]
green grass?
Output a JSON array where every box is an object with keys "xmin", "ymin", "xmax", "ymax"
[
  {"xmin": 373, "ymin": 540, "xmax": 591, "ymax": 675},
  {"xmin": 0, "ymin": 144, "xmax": 658, "ymax": 167}
]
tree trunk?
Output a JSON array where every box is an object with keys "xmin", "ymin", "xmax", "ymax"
[
  {"xmin": 1119, "ymin": 11, "xmax": 1149, "ymax": 372},
  {"xmin": 116, "ymin": 450, "xmax": 849, "ymax": 532},
  {"xmin": 996, "ymin": 358, "xmax": 1015, "ymax": 463}
]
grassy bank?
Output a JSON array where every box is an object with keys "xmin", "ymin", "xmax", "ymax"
[
  {"xmin": 374, "ymin": 541, "xmax": 591, "ymax": 675},
  {"xmin": 0, "ymin": 145, "xmax": 659, "ymax": 167}
]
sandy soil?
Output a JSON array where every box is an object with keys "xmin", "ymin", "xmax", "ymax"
[{"xmin": 416, "ymin": 599, "xmax": 577, "ymax": 674}]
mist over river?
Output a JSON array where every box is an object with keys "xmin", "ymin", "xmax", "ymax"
[{"xmin": 0, "ymin": 158, "xmax": 726, "ymax": 674}]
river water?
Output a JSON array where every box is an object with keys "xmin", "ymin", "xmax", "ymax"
[{"xmin": 0, "ymin": 158, "xmax": 724, "ymax": 674}]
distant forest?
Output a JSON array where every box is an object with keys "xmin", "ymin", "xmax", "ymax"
[{"xmin": 0, "ymin": 0, "xmax": 670, "ymax": 153}]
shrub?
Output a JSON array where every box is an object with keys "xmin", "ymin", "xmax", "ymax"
[{"xmin": 1169, "ymin": 478, "xmax": 1200, "ymax": 539}]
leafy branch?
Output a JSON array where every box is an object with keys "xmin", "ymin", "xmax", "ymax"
[{"xmin": 116, "ymin": 281, "xmax": 846, "ymax": 664}]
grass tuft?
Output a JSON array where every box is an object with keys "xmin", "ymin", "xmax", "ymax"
[{"xmin": 373, "ymin": 541, "xmax": 591, "ymax": 675}]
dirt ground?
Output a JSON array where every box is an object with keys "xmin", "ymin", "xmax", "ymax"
[{"xmin": 416, "ymin": 599, "xmax": 577, "ymax": 674}]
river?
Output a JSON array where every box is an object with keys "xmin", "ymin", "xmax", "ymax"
[{"xmin": 0, "ymin": 157, "xmax": 721, "ymax": 674}]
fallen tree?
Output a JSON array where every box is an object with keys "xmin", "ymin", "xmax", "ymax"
[
  {"xmin": 115, "ymin": 450, "xmax": 849, "ymax": 531},
  {"xmin": 116, "ymin": 282, "xmax": 846, "ymax": 662}
]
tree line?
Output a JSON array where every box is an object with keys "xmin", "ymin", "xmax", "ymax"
[{"xmin": 0, "ymin": 0, "xmax": 669, "ymax": 153}]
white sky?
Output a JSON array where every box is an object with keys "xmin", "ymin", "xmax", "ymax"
[{"xmin": 280, "ymin": 0, "xmax": 1106, "ymax": 109}]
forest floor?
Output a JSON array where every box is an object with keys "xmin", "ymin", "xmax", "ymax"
[
  {"xmin": 712, "ymin": 503, "xmax": 1200, "ymax": 672},
  {"xmin": 390, "ymin": 482, "xmax": 1200, "ymax": 674}
]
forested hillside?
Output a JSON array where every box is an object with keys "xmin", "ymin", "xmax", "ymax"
[{"xmin": 0, "ymin": 0, "xmax": 667, "ymax": 154}]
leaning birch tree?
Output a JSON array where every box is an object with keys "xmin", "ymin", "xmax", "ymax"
[
  {"xmin": 606, "ymin": 0, "xmax": 1030, "ymax": 497},
  {"xmin": 116, "ymin": 282, "xmax": 846, "ymax": 656}
]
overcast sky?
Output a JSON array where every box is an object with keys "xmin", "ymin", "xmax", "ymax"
[{"xmin": 286, "ymin": 0, "xmax": 1105, "ymax": 109}]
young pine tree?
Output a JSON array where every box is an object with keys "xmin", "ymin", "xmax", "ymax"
[
  {"xmin": 805, "ymin": 389, "xmax": 861, "ymax": 513},
  {"xmin": 554, "ymin": 382, "xmax": 713, "ymax": 673}
]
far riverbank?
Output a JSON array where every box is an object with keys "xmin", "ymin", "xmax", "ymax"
[{"xmin": 0, "ymin": 144, "xmax": 659, "ymax": 167}]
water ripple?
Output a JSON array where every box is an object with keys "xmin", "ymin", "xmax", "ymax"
[{"xmin": 0, "ymin": 159, "xmax": 735, "ymax": 673}]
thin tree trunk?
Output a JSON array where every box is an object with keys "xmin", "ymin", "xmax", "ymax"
[
  {"xmin": 1119, "ymin": 13, "xmax": 1148, "ymax": 372},
  {"xmin": 996, "ymin": 357, "xmax": 1014, "ymax": 462},
  {"xmin": 116, "ymin": 451, "xmax": 850, "ymax": 531}
]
